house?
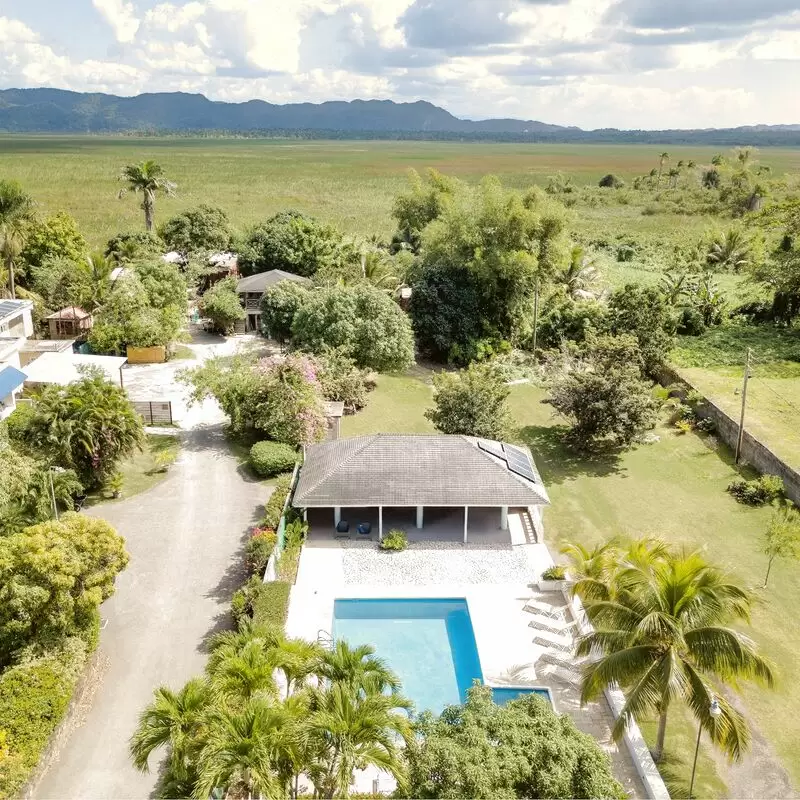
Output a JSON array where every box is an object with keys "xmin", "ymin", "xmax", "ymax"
[
  {"xmin": 0, "ymin": 299, "xmax": 34, "ymax": 340},
  {"xmin": 22, "ymin": 352, "xmax": 127, "ymax": 388},
  {"xmin": 0, "ymin": 338, "xmax": 27, "ymax": 420},
  {"xmin": 293, "ymin": 434, "xmax": 549, "ymax": 542},
  {"xmin": 236, "ymin": 270, "xmax": 312, "ymax": 333},
  {"xmin": 45, "ymin": 307, "xmax": 93, "ymax": 340},
  {"xmin": 19, "ymin": 338, "xmax": 75, "ymax": 367}
]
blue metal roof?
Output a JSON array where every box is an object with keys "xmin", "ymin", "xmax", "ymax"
[{"xmin": 0, "ymin": 365, "xmax": 27, "ymax": 398}]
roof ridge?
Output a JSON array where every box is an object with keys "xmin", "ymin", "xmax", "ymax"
[{"xmin": 297, "ymin": 434, "xmax": 378, "ymax": 500}]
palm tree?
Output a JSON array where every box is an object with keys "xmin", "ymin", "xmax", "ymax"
[
  {"xmin": 560, "ymin": 539, "xmax": 619, "ymax": 601},
  {"xmin": 317, "ymin": 640, "xmax": 401, "ymax": 694},
  {"xmin": 118, "ymin": 160, "xmax": 176, "ymax": 232},
  {"xmin": 273, "ymin": 637, "xmax": 325, "ymax": 698},
  {"xmin": 0, "ymin": 180, "xmax": 35, "ymax": 298},
  {"xmin": 706, "ymin": 229, "xmax": 750, "ymax": 272},
  {"xmin": 194, "ymin": 699, "xmax": 287, "ymax": 799},
  {"xmin": 556, "ymin": 246, "xmax": 597, "ymax": 299},
  {"xmin": 667, "ymin": 167, "xmax": 681, "ymax": 189},
  {"xmin": 209, "ymin": 639, "xmax": 279, "ymax": 702},
  {"xmin": 659, "ymin": 271, "xmax": 694, "ymax": 306},
  {"xmin": 361, "ymin": 249, "xmax": 400, "ymax": 292},
  {"xmin": 80, "ymin": 251, "xmax": 115, "ymax": 309},
  {"xmin": 130, "ymin": 678, "xmax": 210, "ymax": 788},
  {"xmin": 207, "ymin": 618, "xmax": 283, "ymax": 673},
  {"xmin": 577, "ymin": 550, "xmax": 774, "ymax": 763},
  {"xmin": 304, "ymin": 682, "xmax": 412, "ymax": 799},
  {"xmin": 657, "ymin": 152, "xmax": 669, "ymax": 187}
]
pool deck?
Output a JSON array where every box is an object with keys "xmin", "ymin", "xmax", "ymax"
[{"xmin": 287, "ymin": 541, "xmax": 648, "ymax": 799}]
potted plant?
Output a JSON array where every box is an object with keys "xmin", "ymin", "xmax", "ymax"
[
  {"xmin": 107, "ymin": 472, "xmax": 124, "ymax": 500},
  {"xmin": 379, "ymin": 529, "xmax": 408, "ymax": 552},
  {"xmin": 538, "ymin": 564, "xmax": 568, "ymax": 592}
]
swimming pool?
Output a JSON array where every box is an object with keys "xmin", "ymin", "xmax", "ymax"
[
  {"xmin": 332, "ymin": 598, "xmax": 484, "ymax": 713},
  {"xmin": 490, "ymin": 686, "xmax": 555, "ymax": 706}
]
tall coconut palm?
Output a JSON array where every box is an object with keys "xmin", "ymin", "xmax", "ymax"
[
  {"xmin": 129, "ymin": 678, "xmax": 210, "ymax": 787},
  {"xmin": 304, "ymin": 682, "xmax": 412, "ymax": 799},
  {"xmin": 80, "ymin": 250, "xmax": 115, "ymax": 309},
  {"xmin": 560, "ymin": 539, "xmax": 619, "ymax": 602},
  {"xmin": 0, "ymin": 180, "xmax": 35, "ymax": 298},
  {"xmin": 657, "ymin": 152, "xmax": 670, "ymax": 187},
  {"xmin": 193, "ymin": 699, "xmax": 287, "ymax": 799},
  {"xmin": 556, "ymin": 245, "xmax": 597, "ymax": 299},
  {"xmin": 317, "ymin": 640, "xmax": 401, "ymax": 694},
  {"xmin": 118, "ymin": 160, "xmax": 176, "ymax": 232},
  {"xmin": 667, "ymin": 167, "xmax": 681, "ymax": 189},
  {"xmin": 577, "ymin": 550, "xmax": 774, "ymax": 763}
]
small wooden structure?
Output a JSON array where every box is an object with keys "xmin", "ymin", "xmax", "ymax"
[{"xmin": 46, "ymin": 307, "xmax": 93, "ymax": 340}]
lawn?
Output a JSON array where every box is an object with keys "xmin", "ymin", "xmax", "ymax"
[
  {"xmin": 672, "ymin": 326, "xmax": 800, "ymax": 470},
  {"xmin": 3, "ymin": 136, "xmax": 800, "ymax": 249},
  {"xmin": 342, "ymin": 370, "xmax": 796, "ymax": 797},
  {"xmin": 87, "ymin": 433, "xmax": 179, "ymax": 504}
]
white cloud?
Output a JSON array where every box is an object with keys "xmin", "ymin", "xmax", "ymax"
[{"xmin": 92, "ymin": 0, "xmax": 140, "ymax": 43}]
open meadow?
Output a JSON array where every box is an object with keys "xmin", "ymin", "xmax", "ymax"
[{"xmin": 3, "ymin": 135, "xmax": 800, "ymax": 249}]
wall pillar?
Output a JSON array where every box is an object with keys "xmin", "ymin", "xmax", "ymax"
[
  {"xmin": 463, "ymin": 506, "xmax": 469, "ymax": 544},
  {"xmin": 500, "ymin": 506, "xmax": 508, "ymax": 531},
  {"xmin": 416, "ymin": 505, "xmax": 424, "ymax": 529},
  {"xmin": 379, "ymin": 506, "xmax": 383, "ymax": 541},
  {"xmin": 334, "ymin": 506, "xmax": 341, "ymax": 527}
]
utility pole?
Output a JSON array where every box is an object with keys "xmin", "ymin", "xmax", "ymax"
[
  {"xmin": 532, "ymin": 278, "xmax": 540, "ymax": 358},
  {"xmin": 735, "ymin": 348, "xmax": 751, "ymax": 464}
]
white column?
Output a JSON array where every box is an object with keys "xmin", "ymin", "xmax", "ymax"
[
  {"xmin": 463, "ymin": 506, "xmax": 469, "ymax": 543},
  {"xmin": 379, "ymin": 506, "xmax": 383, "ymax": 541},
  {"xmin": 416, "ymin": 505, "xmax": 424, "ymax": 529},
  {"xmin": 500, "ymin": 506, "xmax": 508, "ymax": 531},
  {"xmin": 334, "ymin": 506, "xmax": 341, "ymax": 527},
  {"xmin": 303, "ymin": 509, "xmax": 308, "ymax": 522}
]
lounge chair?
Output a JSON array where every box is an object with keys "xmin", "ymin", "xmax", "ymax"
[
  {"xmin": 532, "ymin": 630, "xmax": 574, "ymax": 653},
  {"xmin": 523, "ymin": 600, "xmax": 570, "ymax": 620},
  {"xmin": 528, "ymin": 616, "xmax": 577, "ymax": 635},
  {"xmin": 541, "ymin": 664, "xmax": 582, "ymax": 687},
  {"xmin": 540, "ymin": 650, "xmax": 590, "ymax": 671}
]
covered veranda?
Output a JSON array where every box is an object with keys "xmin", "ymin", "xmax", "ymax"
[{"xmin": 293, "ymin": 434, "xmax": 549, "ymax": 545}]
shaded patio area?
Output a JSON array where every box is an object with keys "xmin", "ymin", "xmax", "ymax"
[{"xmin": 306, "ymin": 505, "xmax": 529, "ymax": 546}]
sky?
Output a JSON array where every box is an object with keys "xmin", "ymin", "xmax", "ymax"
[{"xmin": 0, "ymin": 0, "xmax": 799, "ymax": 129}]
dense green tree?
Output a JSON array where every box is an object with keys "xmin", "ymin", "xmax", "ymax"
[
  {"xmin": 20, "ymin": 212, "xmax": 86, "ymax": 271},
  {"xmin": 607, "ymin": 284, "xmax": 674, "ymax": 377},
  {"xmin": 546, "ymin": 334, "xmax": 659, "ymax": 450},
  {"xmin": 18, "ymin": 368, "xmax": 144, "ymax": 488},
  {"xmin": 291, "ymin": 284, "xmax": 415, "ymax": 372},
  {"xmin": 409, "ymin": 263, "xmax": 484, "ymax": 364},
  {"xmin": 577, "ymin": 543, "xmax": 774, "ymax": 762},
  {"xmin": 537, "ymin": 296, "xmax": 608, "ymax": 349},
  {"xmin": 390, "ymin": 168, "xmax": 459, "ymax": 253},
  {"xmin": 118, "ymin": 161, "xmax": 176, "ymax": 232},
  {"xmin": 199, "ymin": 276, "xmax": 245, "ymax": 334},
  {"xmin": 313, "ymin": 349, "xmax": 373, "ymax": 412},
  {"xmin": 403, "ymin": 684, "xmax": 624, "ymax": 799},
  {"xmin": 105, "ymin": 231, "xmax": 163, "ymax": 264},
  {"xmin": 31, "ymin": 256, "xmax": 92, "ymax": 312},
  {"xmin": 0, "ymin": 180, "xmax": 35, "ymax": 298},
  {"xmin": 134, "ymin": 259, "xmax": 188, "ymax": 311},
  {"xmin": 0, "ymin": 513, "xmax": 128, "ymax": 663},
  {"xmin": 237, "ymin": 211, "xmax": 352, "ymax": 277},
  {"xmin": 160, "ymin": 205, "xmax": 232, "ymax": 255},
  {"xmin": 259, "ymin": 280, "xmax": 310, "ymax": 343},
  {"xmin": 426, "ymin": 362, "xmax": 511, "ymax": 439}
]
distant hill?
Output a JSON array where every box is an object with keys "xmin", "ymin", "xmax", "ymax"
[{"xmin": 1, "ymin": 88, "xmax": 799, "ymax": 146}]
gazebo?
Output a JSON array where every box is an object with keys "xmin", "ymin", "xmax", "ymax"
[{"xmin": 293, "ymin": 434, "xmax": 549, "ymax": 542}]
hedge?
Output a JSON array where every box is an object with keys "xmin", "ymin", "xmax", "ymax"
[
  {"xmin": 249, "ymin": 441, "xmax": 297, "ymax": 478},
  {"xmin": 262, "ymin": 474, "xmax": 293, "ymax": 529},
  {"xmin": 251, "ymin": 581, "xmax": 292, "ymax": 629},
  {"xmin": 0, "ymin": 638, "xmax": 88, "ymax": 798}
]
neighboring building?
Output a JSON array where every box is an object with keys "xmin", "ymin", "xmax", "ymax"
[
  {"xmin": 236, "ymin": 270, "xmax": 312, "ymax": 333},
  {"xmin": 294, "ymin": 434, "xmax": 549, "ymax": 541},
  {"xmin": 45, "ymin": 307, "xmax": 93, "ymax": 340},
  {"xmin": 0, "ymin": 336, "xmax": 27, "ymax": 420},
  {"xmin": 323, "ymin": 401, "xmax": 345, "ymax": 440},
  {"xmin": 0, "ymin": 299, "xmax": 34, "ymax": 340},
  {"xmin": 19, "ymin": 339, "xmax": 75, "ymax": 368},
  {"xmin": 22, "ymin": 352, "xmax": 127, "ymax": 388}
]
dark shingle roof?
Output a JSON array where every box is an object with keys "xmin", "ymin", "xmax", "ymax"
[
  {"xmin": 294, "ymin": 434, "xmax": 549, "ymax": 508},
  {"xmin": 236, "ymin": 270, "xmax": 312, "ymax": 294}
]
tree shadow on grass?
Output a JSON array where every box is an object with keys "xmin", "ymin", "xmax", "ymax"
[{"xmin": 517, "ymin": 424, "xmax": 627, "ymax": 486}]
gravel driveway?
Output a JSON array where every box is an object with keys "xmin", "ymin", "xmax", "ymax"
[{"xmin": 33, "ymin": 426, "xmax": 267, "ymax": 800}]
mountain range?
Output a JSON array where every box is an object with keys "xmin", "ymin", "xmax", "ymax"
[{"xmin": 1, "ymin": 88, "xmax": 799, "ymax": 145}]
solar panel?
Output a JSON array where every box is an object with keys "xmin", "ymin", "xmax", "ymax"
[
  {"xmin": 0, "ymin": 300, "xmax": 25, "ymax": 320},
  {"xmin": 503, "ymin": 445, "xmax": 537, "ymax": 483},
  {"xmin": 477, "ymin": 438, "xmax": 507, "ymax": 461}
]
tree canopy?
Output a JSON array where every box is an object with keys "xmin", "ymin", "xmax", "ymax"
[
  {"xmin": 198, "ymin": 276, "xmax": 244, "ymax": 334},
  {"xmin": 160, "ymin": 205, "xmax": 232, "ymax": 255},
  {"xmin": 291, "ymin": 284, "xmax": 415, "ymax": 372},
  {"xmin": 259, "ymin": 280, "xmax": 310, "ymax": 343},
  {"xmin": 20, "ymin": 212, "xmax": 86, "ymax": 271}
]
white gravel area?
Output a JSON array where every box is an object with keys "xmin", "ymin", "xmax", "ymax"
[{"xmin": 341, "ymin": 541, "xmax": 534, "ymax": 584}]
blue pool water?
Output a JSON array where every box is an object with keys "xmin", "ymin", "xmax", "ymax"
[
  {"xmin": 490, "ymin": 686, "xmax": 554, "ymax": 706},
  {"xmin": 332, "ymin": 598, "xmax": 484, "ymax": 713}
]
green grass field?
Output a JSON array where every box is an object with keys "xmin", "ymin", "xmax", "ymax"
[
  {"xmin": 344, "ymin": 371, "xmax": 796, "ymax": 797},
  {"xmin": 3, "ymin": 136, "xmax": 800, "ymax": 249}
]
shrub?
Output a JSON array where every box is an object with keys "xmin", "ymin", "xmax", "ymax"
[
  {"xmin": 727, "ymin": 475, "xmax": 785, "ymax": 506},
  {"xmin": 379, "ymin": 529, "xmax": 408, "ymax": 551},
  {"xmin": 677, "ymin": 307, "xmax": 707, "ymax": 336},
  {"xmin": 599, "ymin": 174, "xmax": 624, "ymax": 189},
  {"xmin": 4, "ymin": 404, "xmax": 36, "ymax": 443},
  {"xmin": 246, "ymin": 528, "xmax": 277, "ymax": 575},
  {"xmin": 674, "ymin": 419, "xmax": 693, "ymax": 434},
  {"xmin": 249, "ymin": 441, "xmax": 298, "ymax": 478},
  {"xmin": 251, "ymin": 581, "xmax": 292, "ymax": 629},
  {"xmin": 695, "ymin": 417, "xmax": 716, "ymax": 434},
  {"xmin": 0, "ymin": 641, "xmax": 88, "ymax": 798},
  {"xmin": 231, "ymin": 575, "xmax": 264, "ymax": 625},
  {"xmin": 314, "ymin": 349, "xmax": 373, "ymax": 412},
  {"xmin": 263, "ymin": 475, "xmax": 293, "ymax": 529},
  {"xmin": 541, "ymin": 565, "xmax": 566, "ymax": 581}
]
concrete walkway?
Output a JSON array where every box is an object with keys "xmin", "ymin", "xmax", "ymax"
[{"xmin": 33, "ymin": 426, "xmax": 267, "ymax": 800}]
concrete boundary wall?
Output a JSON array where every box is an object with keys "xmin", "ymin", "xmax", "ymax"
[
  {"xmin": 563, "ymin": 589, "xmax": 672, "ymax": 800},
  {"xmin": 658, "ymin": 365, "xmax": 800, "ymax": 504}
]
